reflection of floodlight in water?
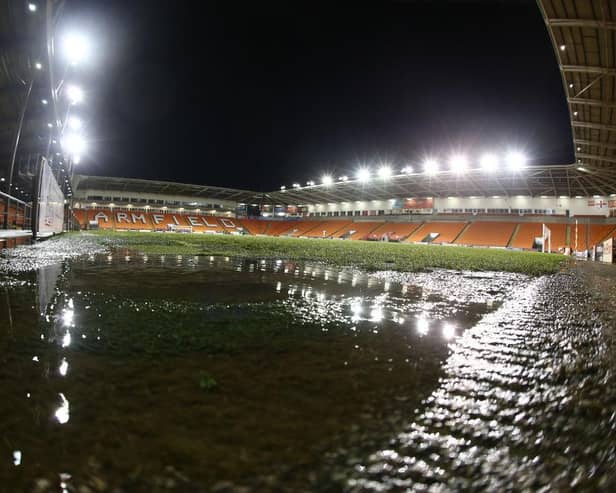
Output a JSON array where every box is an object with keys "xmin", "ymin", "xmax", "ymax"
[
  {"xmin": 442, "ymin": 323, "xmax": 456, "ymax": 340},
  {"xmin": 416, "ymin": 316, "xmax": 429, "ymax": 336}
]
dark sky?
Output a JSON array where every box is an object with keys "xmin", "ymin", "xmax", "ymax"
[{"xmin": 63, "ymin": 0, "xmax": 573, "ymax": 192}]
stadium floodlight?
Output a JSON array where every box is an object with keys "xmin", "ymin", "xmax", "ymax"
[
  {"xmin": 292, "ymin": 183, "xmax": 301, "ymax": 188},
  {"xmin": 321, "ymin": 175, "xmax": 333, "ymax": 185},
  {"xmin": 356, "ymin": 167, "xmax": 371, "ymax": 182},
  {"xmin": 339, "ymin": 175, "xmax": 348, "ymax": 182},
  {"xmin": 61, "ymin": 133, "xmax": 87, "ymax": 155},
  {"xmin": 28, "ymin": 3, "xmax": 37, "ymax": 12},
  {"xmin": 67, "ymin": 116, "xmax": 83, "ymax": 131},
  {"xmin": 423, "ymin": 158, "xmax": 439, "ymax": 176},
  {"xmin": 479, "ymin": 153, "xmax": 498, "ymax": 172},
  {"xmin": 73, "ymin": 155, "xmax": 82, "ymax": 164},
  {"xmin": 306, "ymin": 180, "xmax": 315, "ymax": 186},
  {"xmin": 63, "ymin": 33, "xmax": 91, "ymax": 65},
  {"xmin": 41, "ymin": 99, "xmax": 48, "ymax": 105},
  {"xmin": 34, "ymin": 62, "xmax": 42, "ymax": 70},
  {"xmin": 505, "ymin": 151, "xmax": 527, "ymax": 171},
  {"xmin": 448, "ymin": 154, "xmax": 468, "ymax": 174},
  {"xmin": 66, "ymin": 85, "xmax": 84, "ymax": 105},
  {"xmin": 401, "ymin": 165, "xmax": 413, "ymax": 174},
  {"xmin": 377, "ymin": 165, "xmax": 392, "ymax": 179},
  {"xmin": 280, "ymin": 185, "xmax": 286, "ymax": 190}
]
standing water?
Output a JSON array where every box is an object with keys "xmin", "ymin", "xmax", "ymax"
[{"xmin": 1, "ymin": 239, "xmax": 615, "ymax": 491}]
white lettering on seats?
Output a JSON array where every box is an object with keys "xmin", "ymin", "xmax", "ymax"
[
  {"xmin": 94, "ymin": 212, "xmax": 108, "ymax": 222},
  {"xmin": 172, "ymin": 216, "xmax": 180, "ymax": 225},
  {"xmin": 152, "ymin": 214, "xmax": 164, "ymax": 224},
  {"xmin": 220, "ymin": 218, "xmax": 236, "ymax": 229},
  {"xmin": 116, "ymin": 212, "xmax": 129, "ymax": 223},
  {"xmin": 187, "ymin": 216, "xmax": 201, "ymax": 226},
  {"xmin": 131, "ymin": 213, "xmax": 146, "ymax": 224},
  {"xmin": 203, "ymin": 217, "xmax": 218, "ymax": 228}
]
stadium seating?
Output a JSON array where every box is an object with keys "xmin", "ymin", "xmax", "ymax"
[
  {"xmin": 304, "ymin": 220, "xmax": 352, "ymax": 238},
  {"xmin": 366, "ymin": 222, "xmax": 423, "ymax": 241},
  {"xmin": 456, "ymin": 222, "xmax": 517, "ymax": 247},
  {"xmin": 407, "ymin": 222, "xmax": 467, "ymax": 244},
  {"xmin": 286, "ymin": 221, "xmax": 327, "ymax": 237},
  {"xmin": 571, "ymin": 224, "xmax": 616, "ymax": 250},
  {"xmin": 238, "ymin": 218, "xmax": 269, "ymax": 235},
  {"xmin": 509, "ymin": 223, "xmax": 543, "ymax": 249},
  {"xmin": 334, "ymin": 222, "xmax": 382, "ymax": 240}
]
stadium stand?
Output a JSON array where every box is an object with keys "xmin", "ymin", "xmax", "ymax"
[
  {"xmin": 238, "ymin": 218, "xmax": 269, "ymax": 235},
  {"xmin": 407, "ymin": 222, "xmax": 468, "ymax": 244},
  {"xmin": 287, "ymin": 221, "xmax": 327, "ymax": 237},
  {"xmin": 334, "ymin": 222, "xmax": 382, "ymax": 240},
  {"xmin": 572, "ymin": 224, "xmax": 616, "ymax": 250},
  {"xmin": 456, "ymin": 222, "xmax": 517, "ymax": 248},
  {"xmin": 366, "ymin": 221, "xmax": 423, "ymax": 241},
  {"xmin": 304, "ymin": 220, "xmax": 352, "ymax": 238},
  {"xmin": 510, "ymin": 223, "xmax": 543, "ymax": 250}
]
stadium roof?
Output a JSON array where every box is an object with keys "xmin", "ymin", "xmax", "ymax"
[
  {"xmin": 538, "ymin": 0, "xmax": 616, "ymax": 189},
  {"xmin": 73, "ymin": 174, "xmax": 268, "ymax": 204}
]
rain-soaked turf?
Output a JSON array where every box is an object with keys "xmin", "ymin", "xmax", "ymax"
[
  {"xmin": 82, "ymin": 230, "xmax": 566, "ymax": 275},
  {"xmin": 1, "ymin": 234, "xmax": 614, "ymax": 491}
]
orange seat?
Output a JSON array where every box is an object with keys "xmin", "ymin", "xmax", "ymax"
[
  {"xmin": 408, "ymin": 222, "xmax": 467, "ymax": 244},
  {"xmin": 456, "ymin": 222, "xmax": 516, "ymax": 247}
]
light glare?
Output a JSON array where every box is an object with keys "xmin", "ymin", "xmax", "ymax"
[
  {"xmin": 66, "ymin": 85, "xmax": 84, "ymax": 104},
  {"xmin": 480, "ymin": 153, "xmax": 498, "ymax": 172},
  {"xmin": 506, "ymin": 151, "xmax": 527, "ymax": 170},
  {"xmin": 356, "ymin": 168, "xmax": 371, "ymax": 182},
  {"xmin": 63, "ymin": 33, "xmax": 90, "ymax": 65},
  {"xmin": 321, "ymin": 175, "xmax": 333, "ymax": 185}
]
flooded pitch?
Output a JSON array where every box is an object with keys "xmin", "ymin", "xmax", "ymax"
[{"xmin": 1, "ymin": 239, "xmax": 615, "ymax": 492}]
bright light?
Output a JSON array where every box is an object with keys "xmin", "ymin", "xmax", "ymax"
[
  {"xmin": 448, "ymin": 154, "xmax": 468, "ymax": 174},
  {"xmin": 54, "ymin": 393, "xmax": 70, "ymax": 424},
  {"xmin": 66, "ymin": 85, "xmax": 84, "ymax": 104},
  {"xmin": 41, "ymin": 99, "xmax": 48, "ymax": 105},
  {"xmin": 423, "ymin": 159, "xmax": 439, "ymax": 176},
  {"xmin": 340, "ymin": 175, "xmax": 348, "ymax": 181},
  {"xmin": 321, "ymin": 175, "xmax": 333, "ymax": 185},
  {"xmin": 28, "ymin": 3, "xmax": 37, "ymax": 12},
  {"xmin": 480, "ymin": 153, "xmax": 498, "ymax": 172},
  {"xmin": 506, "ymin": 151, "xmax": 527, "ymax": 171},
  {"xmin": 280, "ymin": 185, "xmax": 286, "ymax": 190},
  {"xmin": 356, "ymin": 167, "xmax": 371, "ymax": 182},
  {"xmin": 34, "ymin": 62, "xmax": 42, "ymax": 70},
  {"xmin": 560, "ymin": 44, "xmax": 565, "ymax": 51},
  {"xmin": 377, "ymin": 166, "xmax": 392, "ymax": 179},
  {"xmin": 63, "ymin": 33, "xmax": 90, "ymax": 65},
  {"xmin": 292, "ymin": 183, "xmax": 300, "ymax": 188},
  {"xmin": 67, "ymin": 116, "xmax": 83, "ymax": 131},
  {"xmin": 61, "ymin": 134, "xmax": 87, "ymax": 155},
  {"xmin": 73, "ymin": 155, "xmax": 82, "ymax": 164},
  {"xmin": 401, "ymin": 165, "xmax": 413, "ymax": 174},
  {"xmin": 306, "ymin": 180, "xmax": 315, "ymax": 186}
]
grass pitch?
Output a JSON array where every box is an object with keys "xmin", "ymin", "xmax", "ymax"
[{"xmin": 84, "ymin": 231, "xmax": 566, "ymax": 275}]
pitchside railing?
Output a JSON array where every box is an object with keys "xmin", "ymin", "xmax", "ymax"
[{"xmin": 1, "ymin": 191, "xmax": 32, "ymax": 232}]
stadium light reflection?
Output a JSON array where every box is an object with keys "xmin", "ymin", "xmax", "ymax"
[{"xmin": 67, "ymin": 116, "xmax": 83, "ymax": 131}]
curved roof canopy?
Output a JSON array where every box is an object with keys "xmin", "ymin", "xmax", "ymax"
[{"xmin": 538, "ymin": 0, "xmax": 616, "ymax": 192}]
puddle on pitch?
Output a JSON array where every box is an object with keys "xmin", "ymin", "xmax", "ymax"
[{"xmin": 0, "ymin": 251, "xmax": 522, "ymax": 491}]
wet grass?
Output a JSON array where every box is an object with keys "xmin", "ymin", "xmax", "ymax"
[{"xmin": 82, "ymin": 231, "xmax": 566, "ymax": 275}]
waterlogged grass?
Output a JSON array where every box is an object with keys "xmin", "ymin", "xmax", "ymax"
[{"xmin": 83, "ymin": 230, "xmax": 566, "ymax": 275}]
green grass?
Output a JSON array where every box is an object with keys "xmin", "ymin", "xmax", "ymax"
[{"xmin": 80, "ymin": 230, "xmax": 566, "ymax": 275}]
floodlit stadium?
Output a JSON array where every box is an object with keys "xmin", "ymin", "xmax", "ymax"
[{"xmin": 2, "ymin": 1, "xmax": 616, "ymax": 492}]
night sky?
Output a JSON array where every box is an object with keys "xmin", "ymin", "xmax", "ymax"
[{"xmin": 64, "ymin": 0, "xmax": 573, "ymax": 192}]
